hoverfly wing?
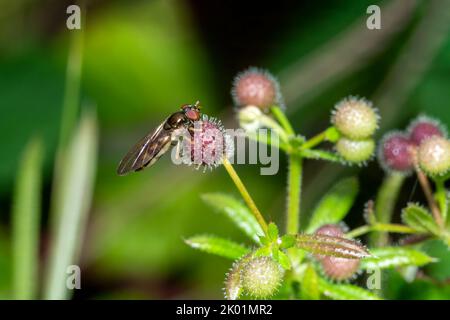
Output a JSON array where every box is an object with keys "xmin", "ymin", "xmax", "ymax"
[{"xmin": 117, "ymin": 122, "xmax": 172, "ymax": 175}]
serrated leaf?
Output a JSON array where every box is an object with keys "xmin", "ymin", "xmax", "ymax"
[
  {"xmin": 280, "ymin": 235, "xmax": 296, "ymax": 249},
  {"xmin": 306, "ymin": 177, "xmax": 359, "ymax": 233},
  {"xmin": 277, "ymin": 251, "xmax": 291, "ymax": 270},
  {"xmin": 268, "ymin": 222, "xmax": 279, "ymax": 240},
  {"xmin": 184, "ymin": 235, "xmax": 250, "ymax": 260},
  {"xmin": 402, "ymin": 204, "xmax": 440, "ymax": 235},
  {"xmin": 296, "ymin": 234, "xmax": 370, "ymax": 259},
  {"xmin": 360, "ymin": 247, "xmax": 436, "ymax": 270},
  {"xmin": 318, "ymin": 278, "xmax": 381, "ymax": 300},
  {"xmin": 201, "ymin": 193, "xmax": 264, "ymax": 243},
  {"xmin": 300, "ymin": 265, "xmax": 320, "ymax": 300}
]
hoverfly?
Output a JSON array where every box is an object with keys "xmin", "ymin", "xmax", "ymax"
[{"xmin": 117, "ymin": 101, "xmax": 202, "ymax": 175}]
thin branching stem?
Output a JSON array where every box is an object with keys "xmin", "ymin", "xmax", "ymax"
[
  {"xmin": 287, "ymin": 154, "xmax": 302, "ymax": 234},
  {"xmin": 222, "ymin": 157, "xmax": 269, "ymax": 234},
  {"xmin": 416, "ymin": 168, "xmax": 444, "ymax": 228}
]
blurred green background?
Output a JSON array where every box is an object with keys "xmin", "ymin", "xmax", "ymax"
[{"xmin": 0, "ymin": 0, "xmax": 450, "ymax": 299}]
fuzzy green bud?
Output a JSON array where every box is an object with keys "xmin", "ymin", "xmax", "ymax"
[
  {"xmin": 418, "ymin": 136, "xmax": 450, "ymax": 176},
  {"xmin": 241, "ymin": 256, "xmax": 284, "ymax": 298},
  {"xmin": 332, "ymin": 96, "xmax": 379, "ymax": 139},
  {"xmin": 336, "ymin": 137, "xmax": 375, "ymax": 164}
]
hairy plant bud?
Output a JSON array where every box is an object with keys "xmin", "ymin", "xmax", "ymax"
[
  {"xmin": 238, "ymin": 105, "xmax": 263, "ymax": 132},
  {"xmin": 232, "ymin": 67, "xmax": 282, "ymax": 111},
  {"xmin": 181, "ymin": 115, "xmax": 234, "ymax": 170},
  {"xmin": 314, "ymin": 224, "xmax": 360, "ymax": 281},
  {"xmin": 418, "ymin": 136, "xmax": 450, "ymax": 176},
  {"xmin": 378, "ymin": 131, "xmax": 415, "ymax": 173},
  {"xmin": 407, "ymin": 115, "xmax": 446, "ymax": 146},
  {"xmin": 331, "ymin": 96, "xmax": 379, "ymax": 139},
  {"xmin": 241, "ymin": 256, "xmax": 284, "ymax": 298},
  {"xmin": 336, "ymin": 137, "xmax": 375, "ymax": 165}
]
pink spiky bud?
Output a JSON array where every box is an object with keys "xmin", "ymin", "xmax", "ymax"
[
  {"xmin": 378, "ymin": 131, "xmax": 415, "ymax": 173},
  {"xmin": 407, "ymin": 115, "xmax": 446, "ymax": 146}
]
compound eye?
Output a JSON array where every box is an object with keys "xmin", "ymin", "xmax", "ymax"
[{"xmin": 185, "ymin": 108, "xmax": 200, "ymax": 121}]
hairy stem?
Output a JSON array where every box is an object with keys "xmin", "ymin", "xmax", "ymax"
[
  {"xmin": 301, "ymin": 130, "xmax": 327, "ymax": 150},
  {"xmin": 347, "ymin": 223, "xmax": 417, "ymax": 239},
  {"xmin": 270, "ymin": 106, "xmax": 295, "ymax": 136},
  {"xmin": 416, "ymin": 168, "xmax": 444, "ymax": 228},
  {"xmin": 434, "ymin": 178, "xmax": 447, "ymax": 222},
  {"xmin": 222, "ymin": 158, "xmax": 269, "ymax": 234},
  {"xmin": 370, "ymin": 173, "xmax": 405, "ymax": 246},
  {"xmin": 287, "ymin": 154, "xmax": 302, "ymax": 234}
]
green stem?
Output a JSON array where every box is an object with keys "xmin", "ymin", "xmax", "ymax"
[
  {"xmin": 270, "ymin": 106, "xmax": 295, "ymax": 136},
  {"xmin": 287, "ymin": 154, "xmax": 302, "ymax": 234},
  {"xmin": 347, "ymin": 223, "xmax": 417, "ymax": 239},
  {"xmin": 301, "ymin": 131, "xmax": 327, "ymax": 150},
  {"xmin": 12, "ymin": 138, "xmax": 43, "ymax": 299},
  {"xmin": 435, "ymin": 178, "xmax": 447, "ymax": 222},
  {"xmin": 222, "ymin": 158, "xmax": 269, "ymax": 234},
  {"xmin": 370, "ymin": 173, "xmax": 405, "ymax": 246}
]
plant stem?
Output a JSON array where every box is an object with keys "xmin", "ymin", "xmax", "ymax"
[
  {"xmin": 222, "ymin": 158, "xmax": 269, "ymax": 234},
  {"xmin": 370, "ymin": 173, "xmax": 405, "ymax": 246},
  {"xmin": 434, "ymin": 178, "xmax": 447, "ymax": 222},
  {"xmin": 301, "ymin": 131, "xmax": 327, "ymax": 150},
  {"xmin": 346, "ymin": 223, "xmax": 417, "ymax": 238},
  {"xmin": 287, "ymin": 154, "xmax": 302, "ymax": 234},
  {"xmin": 12, "ymin": 138, "xmax": 43, "ymax": 300},
  {"xmin": 416, "ymin": 168, "xmax": 444, "ymax": 228},
  {"xmin": 270, "ymin": 106, "xmax": 295, "ymax": 136}
]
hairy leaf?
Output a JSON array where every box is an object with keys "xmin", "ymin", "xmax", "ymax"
[
  {"xmin": 201, "ymin": 193, "xmax": 264, "ymax": 243},
  {"xmin": 402, "ymin": 204, "xmax": 440, "ymax": 235},
  {"xmin": 268, "ymin": 222, "xmax": 279, "ymax": 241},
  {"xmin": 184, "ymin": 235, "xmax": 250, "ymax": 260},
  {"xmin": 318, "ymin": 278, "xmax": 381, "ymax": 300},
  {"xmin": 360, "ymin": 247, "xmax": 436, "ymax": 270},
  {"xmin": 296, "ymin": 234, "xmax": 370, "ymax": 259},
  {"xmin": 276, "ymin": 251, "xmax": 291, "ymax": 270},
  {"xmin": 306, "ymin": 177, "xmax": 359, "ymax": 233}
]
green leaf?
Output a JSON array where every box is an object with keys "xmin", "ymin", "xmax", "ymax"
[
  {"xmin": 306, "ymin": 177, "xmax": 359, "ymax": 233},
  {"xmin": 280, "ymin": 235, "xmax": 296, "ymax": 249},
  {"xmin": 318, "ymin": 278, "xmax": 381, "ymax": 300},
  {"xmin": 300, "ymin": 265, "xmax": 320, "ymax": 300},
  {"xmin": 184, "ymin": 235, "xmax": 250, "ymax": 260},
  {"xmin": 402, "ymin": 203, "xmax": 440, "ymax": 235},
  {"xmin": 277, "ymin": 251, "xmax": 291, "ymax": 270},
  {"xmin": 268, "ymin": 222, "xmax": 279, "ymax": 240},
  {"xmin": 12, "ymin": 138, "xmax": 43, "ymax": 300},
  {"xmin": 296, "ymin": 234, "xmax": 370, "ymax": 259},
  {"xmin": 44, "ymin": 111, "xmax": 98, "ymax": 300},
  {"xmin": 201, "ymin": 193, "xmax": 264, "ymax": 243},
  {"xmin": 300, "ymin": 149, "xmax": 342, "ymax": 163},
  {"xmin": 360, "ymin": 247, "xmax": 436, "ymax": 270}
]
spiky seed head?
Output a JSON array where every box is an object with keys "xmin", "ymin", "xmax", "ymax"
[
  {"xmin": 336, "ymin": 137, "xmax": 375, "ymax": 164},
  {"xmin": 418, "ymin": 136, "xmax": 450, "ymax": 176},
  {"xmin": 407, "ymin": 115, "xmax": 446, "ymax": 146},
  {"xmin": 241, "ymin": 256, "xmax": 284, "ymax": 298},
  {"xmin": 314, "ymin": 224, "xmax": 360, "ymax": 281},
  {"xmin": 182, "ymin": 115, "xmax": 234, "ymax": 170},
  {"xmin": 378, "ymin": 131, "xmax": 415, "ymax": 173},
  {"xmin": 231, "ymin": 67, "xmax": 282, "ymax": 111},
  {"xmin": 331, "ymin": 96, "xmax": 379, "ymax": 139}
]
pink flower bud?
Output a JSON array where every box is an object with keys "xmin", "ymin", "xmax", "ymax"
[
  {"xmin": 378, "ymin": 131, "xmax": 415, "ymax": 173},
  {"xmin": 407, "ymin": 115, "xmax": 446, "ymax": 146},
  {"xmin": 231, "ymin": 67, "xmax": 282, "ymax": 111}
]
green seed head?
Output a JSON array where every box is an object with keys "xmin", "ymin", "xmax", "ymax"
[
  {"xmin": 332, "ymin": 96, "xmax": 379, "ymax": 139},
  {"xmin": 418, "ymin": 136, "xmax": 450, "ymax": 176},
  {"xmin": 336, "ymin": 137, "xmax": 375, "ymax": 164},
  {"xmin": 238, "ymin": 105, "xmax": 263, "ymax": 132},
  {"xmin": 241, "ymin": 256, "xmax": 284, "ymax": 298}
]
